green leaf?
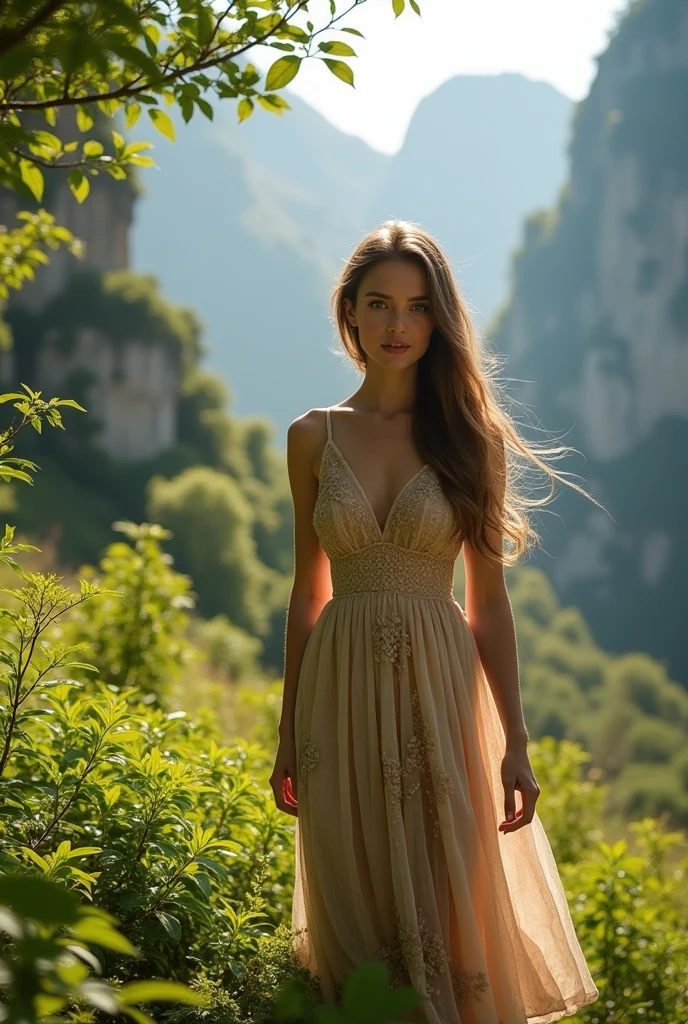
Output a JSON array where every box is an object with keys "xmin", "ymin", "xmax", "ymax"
[
  {"xmin": 318, "ymin": 41, "xmax": 357, "ymax": 57},
  {"xmin": 321, "ymin": 58, "xmax": 354, "ymax": 87},
  {"xmin": 73, "ymin": 916, "xmax": 136, "ymax": 954},
  {"xmin": 68, "ymin": 169, "xmax": 90, "ymax": 204},
  {"xmin": 120, "ymin": 1008, "xmax": 155, "ymax": 1024},
  {"xmin": 75, "ymin": 107, "xmax": 95, "ymax": 132},
  {"xmin": 341, "ymin": 27, "xmax": 365, "ymax": 37},
  {"xmin": 148, "ymin": 108, "xmax": 176, "ymax": 142},
  {"xmin": 0, "ymin": 875, "xmax": 81, "ymax": 924},
  {"xmin": 55, "ymin": 399, "xmax": 87, "ymax": 412},
  {"xmin": 63, "ymin": 846, "xmax": 102, "ymax": 860},
  {"xmin": 125, "ymin": 103, "xmax": 142, "ymax": 129},
  {"xmin": 19, "ymin": 160, "xmax": 44, "ymax": 202},
  {"xmin": 154, "ymin": 910, "xmax": 181, "ymax": 939},
  {"xmin": 237, "ymin": 97, "xmax": 254, "ymax": 123},
  {"xmin": 256, "ymin": 95, "xmax": 290, "ymax": 116},
  {"xmin": 118, "ymin": 981, "xmax": 206, "ymax": 1006},
  {"xmin": 195, "ymin": 98, "xmax": 213, "ymax": 121},
  {"xmin": 265, "ymin": 55, "xmax": 301, "ymax": 91},
  {"xmin": 0, "ymin": 468, "xmax": 34, "ymax": 484},
  {"xmin": 410, "ymin": 0, "xmax": 421, "ymax": 12},
  {"xmin": 83, "ymin": 140, "xmax": 104, "ymax": 158},
  {"xmin": 20, "ymin": 847, "xmax": 51, "ymax": 871},
  {"xmin": 392, "ymin": 0, "xmax": 405, "ymax": 15}
]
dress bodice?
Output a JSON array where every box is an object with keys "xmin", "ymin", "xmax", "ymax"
[{"xmin": 313, "ymin": 409, "xmax": 464, "ymax": 600}]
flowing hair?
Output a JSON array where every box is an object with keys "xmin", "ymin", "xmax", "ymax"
[{"xmin": 330, "ymin": 219, "xmax": 606, "ymax": 565}]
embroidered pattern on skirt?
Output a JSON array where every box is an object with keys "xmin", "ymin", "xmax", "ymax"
[
  {"xmin": 298, "ymin": 733, "xmax": 320, "ymax": 791},
  {"xmin": 373, "ymin": 612, "xmax": 411, "ymax": 667},
  {"xmin": 378, "ymin": 902, "xmax": 490, "ymax": 1002},
  {"xmin": 382, "ymin": 690, "xmax": 456, "ymax": 846}
]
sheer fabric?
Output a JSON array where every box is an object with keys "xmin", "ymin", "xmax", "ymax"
[{"xmin": 291, "ymin": 407, "xmax": 599, "ymax": 1023}]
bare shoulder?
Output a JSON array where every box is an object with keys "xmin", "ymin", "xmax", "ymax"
[{"xmin": 287, "ymin": 408, "xmax": 329, "ymax": 482}]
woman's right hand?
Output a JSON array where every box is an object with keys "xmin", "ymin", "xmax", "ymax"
[{"xmin": 270, "ymin": 730, "xmax": 298, "ymax": 817}]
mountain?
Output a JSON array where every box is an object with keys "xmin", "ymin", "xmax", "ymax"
[
  {"xmin": 128, "ymin": 75, "xmax": 571, "ymax": 436},
  {"xmin": 491, "ymin": 0, "xmax": 688, "ymax": 684},
  {"xmin": 366, "ymin": 73, "xmax": 572, "ymax": 324}
]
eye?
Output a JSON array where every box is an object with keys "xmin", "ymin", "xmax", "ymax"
[
  {"xmin": 412, "ymin": 303, "xmax": 429, "ymax": 312},
  {"xmin": 369, "ymin": 300, "xmax": 386, "ymax": 308}
]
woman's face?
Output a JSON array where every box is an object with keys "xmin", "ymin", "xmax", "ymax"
[{"xmin": 343, "ymin": 258, "xmax": 435, "ymax": 369}]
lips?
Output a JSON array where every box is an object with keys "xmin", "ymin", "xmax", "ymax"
[{"xmin": 382, "ymin": 343, "xmax": 409, "ymax": 351}]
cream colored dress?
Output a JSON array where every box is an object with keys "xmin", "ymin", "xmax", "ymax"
[{"xmin": 291, "ymin": 407, "xmax": 599, "ymax": 1024}]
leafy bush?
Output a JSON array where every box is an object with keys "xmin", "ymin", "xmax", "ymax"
[{"xmin": 0, "ymin": 873, "xmax": 204, "ymax": 1024}]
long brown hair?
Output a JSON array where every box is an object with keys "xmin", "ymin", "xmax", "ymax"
[{"xmin": 330, "ymin": 219, "xmax": 606, "ymax": 564}]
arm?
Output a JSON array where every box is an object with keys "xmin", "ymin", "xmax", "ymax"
[
  {"xmin": 270, "ymin": 411, "xmax": 332, "ymax": 815},
  {"xmin": 462, "ymin": 540, "xmax": 528, "ymax": 750},
  {"xmin": 462, "ymin": 474, "xmax": 540, "ymax": 834}
]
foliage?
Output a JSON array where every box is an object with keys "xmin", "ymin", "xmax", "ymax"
[
  {"xmin": 38, "ymin": 267, "xmax": 205, "ymax": 369},
  {"xmin": 146, "ymin": 465, "xmax": 284, "ymax": 636},
  {"xmin": 563, "ymin": 822, "xmax": 688, "ymax": 1023},
  {"xmin": 529, "ymin": 737, "xmax": 607, "ymax": 867},
  {"xmin": 0, "ymin": 210, "xmax": 83, "ymax": 347},
  {"xmin": 0, "ymin": 0, "xmax": 420, "ymax": 207},
  {"xmin": 0, "ymin": 382, "xmax": 85, "ymax": 488},
  {"xmin": 191, "ymin": 613, "xmax": 263, "ymax": 684},
  {"xmin": 0, "ymin": 473, "xmax": 686, "ymax": 1019},
  {"xmin": 0, "ymin": 873, "xmax": 205, "ymax": 1024},
  {"xmin": 0, "ymin": 564, "xmax": 110, "ymax": 778},
  {"xmin": 64, "ymin": 520, "xmax": 196, "ymax": 701},
  {"xmin": 507, "ymin": 567, "xmax": 688, "ymax": 828}
]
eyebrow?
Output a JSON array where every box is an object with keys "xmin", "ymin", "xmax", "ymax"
[{"xmin": 363, "ymin": 291, "xmax": 430, "ymax": 301}]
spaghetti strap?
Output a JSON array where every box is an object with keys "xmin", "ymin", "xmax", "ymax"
[{"xmin": 325, "ymin": 406, "xmax": 332, "ymax": 442}]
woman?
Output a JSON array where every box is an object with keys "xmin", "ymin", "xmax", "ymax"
[{"xmin": 271, "ymin": 220, "xmax": 600, "ymax": 1023}]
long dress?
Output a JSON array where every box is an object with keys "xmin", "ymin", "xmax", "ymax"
[{"xmin": 290, "ymin": 406, "xmax": 599, "ymax": 1024}]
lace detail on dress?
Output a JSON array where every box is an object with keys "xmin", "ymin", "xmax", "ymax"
[
  {"xmin": 298, "ymin": 733, "xmax": 319, "ymax": 791},
  {"xmin": 312, "ymin": 441, "xmax": 371, "ymax": 553},
  {"xmin": 313, "ymin": 438, "xmax": 463, "ymax": 577},
  {"xmin": 373, "ymin": 613, "xmax": 411, "ymax": 667},
  {"xmin": 331, "ymin": 544, "xmax": 455, "ymax": 599},
  {"xmin": 386, "ymin": 466, "xmax": 455, "ymax": 539},
  {"xmin": 378, "ymin": 901, "xmax": 491, "ymax": 1003},
  {"xmin": 382, "ymin": 690, "xmax": 456, "ymax": 846}
]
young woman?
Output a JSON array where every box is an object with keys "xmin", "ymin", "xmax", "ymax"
[{"xmin": 271, "ymin": 220, "xmax": 600, "ymax": 1023}]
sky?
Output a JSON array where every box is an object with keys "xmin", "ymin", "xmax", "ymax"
[{"xmin": 251, "ymin": 0, "xmax": 629, "ymax": 155}]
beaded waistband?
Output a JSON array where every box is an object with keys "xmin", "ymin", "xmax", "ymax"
[{"xmin": 330, "ymin": 543, "xmax": 455, "ymax": 600}]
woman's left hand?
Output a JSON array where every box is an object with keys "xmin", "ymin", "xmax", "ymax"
[{"xmin": 499, "ymin": 743, "xmax": 540, "ymax": 834}]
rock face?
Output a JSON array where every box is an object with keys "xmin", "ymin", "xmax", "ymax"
[
  {"xmin": 0, "ymin": 109, "xmax": 182, "ymax": 464},
  {"xmin": 492, "ymin": 0, "xmax": 688, "ymax": 684},
  {"xmin": 38, "ymin": 325, "xmax": 179, "ymax": 462}
]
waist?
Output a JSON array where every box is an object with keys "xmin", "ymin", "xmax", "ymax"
[{"xmin": 330, "ymin": 543, "xmax": 455, "ymax": 600}]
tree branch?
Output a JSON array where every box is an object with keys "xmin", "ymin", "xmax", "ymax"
[{"xmin": 0, "ymin": 0, "xmax": 311, "ymax": 112}]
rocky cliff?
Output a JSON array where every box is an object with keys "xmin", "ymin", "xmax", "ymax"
[{"xmin": 492, "ymin": 0, "xmax": 688, "ymax": 683}]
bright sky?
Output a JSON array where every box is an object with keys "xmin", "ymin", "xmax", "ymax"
[{"xmin": 252, "ymin": 0, "xmax": 628, "ymax": 155}]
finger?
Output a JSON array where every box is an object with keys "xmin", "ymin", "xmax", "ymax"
[
  {"xmin": 519, "ymin": 787, "xmax": 539, "ymax": 823},
  {"xmin": 268, "ymin": 777, "xmax": 298, "ymax": 816},
  {"xmin": 502, "ymin": 777, "xmax": 516, "ymax": 824},
  {"xmin": 284, "ymin": 776, "xmax": 298, "ymax": 807},
  {"xmin": 499, "ymin": 806, "xmax": 525, "ymax": 833}
]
